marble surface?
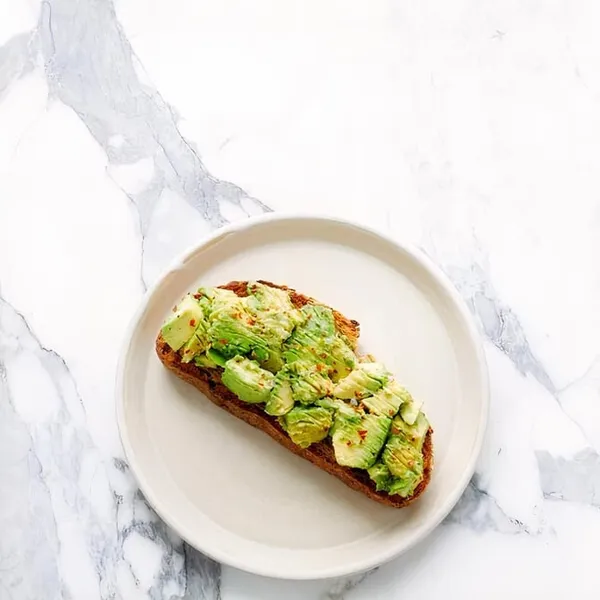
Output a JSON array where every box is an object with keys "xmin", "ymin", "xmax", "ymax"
[{"xmin": 1, "ymin": 0, "xmax": 600, "ymax": 598}]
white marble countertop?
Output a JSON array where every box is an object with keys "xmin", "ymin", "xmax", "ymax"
[{"xmin": 1, "ymin": 0, "xmax": 599, "ymax": 598}]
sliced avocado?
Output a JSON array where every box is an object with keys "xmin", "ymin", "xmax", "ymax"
[
  {"xmin": 259, "ymin": 347, "xmax": 285, "ymax": 373},
  {"xmin": 221, "ymin": 356, "xmax": 275, "ymax": 404},
  {"xmin": 161, "ymin": 295, "xmax": 206, "ymax": 351},
  {"xmin": 387, "ymin": 473, "xmax": 423, "ymax": 497},
  {"xmin": 194, "ymin": 348, "xmax": 228, "ymax": 369},
  {"xmin": 382, "ymin": 435, "xmax": 424, "ymax": 485},
  {"xmin": 333, "ymin": 362, "xmax": 390, "ymax": 400},
  {"xmin": 283, "ymin": 305, "xmax": 335, "ymax": 363},
  {"xmin": 300, "ymin": 304, "xmax": 336, "ymax": 337},
  {"xmin": 197, "ymin": 287, "xmax": 240, "ymax": 316},
  {"xmin": 207, "ymin": 348, "xmax": 227, "ymax": 367},
  {"xmin": 282, "ymin": 406, "xmax": 333, "ymax": 448},
  {"xmin": 367, "ymin": 462, "xmax": 392, "ymax": 492},
  {"xmin": 390, "ymin": 412, "xmax": 429, "ymax": 451},
  {"xmin": 265, "ymin": 372, "xmax": 294, "ymax": 416},
  {"xmin": 377, "ymin": 412, "xmax": 429, "ymax": 497},
  {"xmin": 209, "ymin": 315, "xmax": 268, "ymax": 359},
  {"xmin": 362, "ymin": 380, "xmax": 411, "ymax": 418},
  {"xmin": 180, "ymin": 323, "xmax": 208, "ymax": 363},
  {"xmin": 194, "ymin": 351, "xmax": 217, "ymax": 368},
  {"xmin": 399, "ymin": 393, "xmax": 424, "ymax": 425},
  {"xmin": 246, "ymin": 282, "xmax": 305, "ymax": 344},
  {"xmin": 327, "ymin": 336, "xmax": 357, "ymax": 382},
  {"xmin": 282, "ymin": 304, "xmax": 355, "ymax": 381},
  {"xmin": 331, "ymin": 411, "xmax": 391, "ymax": 469},
  {"xmin": 287, "ymin": 361, "xmax": 333, "ymax": 404}
]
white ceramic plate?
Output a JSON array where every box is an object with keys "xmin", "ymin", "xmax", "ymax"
[{"xmin": 116, "ymin": 214, "xmax": 488, "ymax": 579}]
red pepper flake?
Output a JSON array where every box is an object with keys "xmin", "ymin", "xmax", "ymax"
[
  {"xmin": 389, "ymin": 410, "xmax": 395, "ymax": 416},
  {"xmin": 248, "ymin": 318, "xmax": 256, "ymax": 326},
  {"xmin": 193, "ymin": 293, "xmax": 201, "ymax": 299},
  {"xmin": 346, "ymin": 440, "xmax": 352, "ymax": 446},
  {"xmin": 316, "ymin": 363, "xmax": 324, "ymax": 372},
  {"xmin": 219, "ymin": 339, "xmax": 228, "ymax": 345},
  {"xmin": 357, "ymin": 430, "xmax": 367, "ymax": 441},
  {"xmin": 189, "ymin": 319, "xmax": 196, "ymax": 327}
]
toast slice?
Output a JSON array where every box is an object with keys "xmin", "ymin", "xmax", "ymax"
[{"xmin": 155, "ymin": 280, "xmax": 433, "ymax": 508}]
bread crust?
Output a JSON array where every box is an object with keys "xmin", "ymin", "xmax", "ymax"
[{"xmin": 155, "ymin": 280, "xmax": 433, "ymax": 508}]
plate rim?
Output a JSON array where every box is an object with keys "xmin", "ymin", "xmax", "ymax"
[{"xmin": 115, "ymin": 212, "xmax": 490, "ymax": 579}]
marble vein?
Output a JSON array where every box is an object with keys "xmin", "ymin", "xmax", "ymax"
[
  {"xmin": 0, "ymin": 32, "xmax": 36, "ymax": 100},
  {"xmin": 445, "ymin": 475, "xmax": 542, "ymax": 535},
  {"xmin": 537, "ymin": 449, "xmax": 600, "ymax": 508},
  {"xmin": 37, "ymin": 0, "xmax": 268, "ymax": 282},
  {"xmin": 0, "ymin": 290, "xmax": 214, "ymax": 599},
  {"xmin": 447, "ymin": 260, "xmax": 594, "ymax": 446},
  {"xmin": 324, "ymin": 570, "xmax": 378, "ymax": 600}
]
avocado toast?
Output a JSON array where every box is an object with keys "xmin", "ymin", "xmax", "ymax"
[{"xmin": 155, "ymin": 280, "xmax": 433, "ymax": 508}]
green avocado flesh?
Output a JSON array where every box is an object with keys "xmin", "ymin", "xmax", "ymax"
[{"xmin": 160, "ymin": 282, "xmax": 430, "ymax": 497}]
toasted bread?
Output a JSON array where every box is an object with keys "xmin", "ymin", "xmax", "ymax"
[{"xmin": 155, "ymin": 280, "xmax": 433, "ymax": 508}]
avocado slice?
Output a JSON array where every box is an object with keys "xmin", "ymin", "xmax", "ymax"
[
  {"xmin": 367, "ymin": 462, "xmax": 392, "ymax": 492},
  {"xmin": 259, "ymin": 347, "xmax": 285, "ymax": 373},
  {"xmin": 197, "ymin": 287, "xmax": 241, "ymax": 317},
  {"xmin": 382, "ymin": 435, "xmax": 423, "ymax": 479},
  {"xmin": 207, "ymin": 348, "xmax": 227, "ymax": 367},
  {"xmin": 387, "ymin": 473, "xmax": 423, "ymax": 497},
  {"xmin": 331, "ymin": 410, "xmax": 392, "ymax": 469},
  {"xmin": 327, "ymin": 336, "xmax": 357, "ymax": 382},
  {"xmin": 209, "ymin": 315, "xmax": 269, "ymax": 359},
  {"xmin": 281, "ymin": 406, "xmax": 333, "ymax": 448},
  {"xmin": 283, "ymin": 305, "xmax": 335, "ymax": 364},
  {"xmin": 180, "ymin": 327, "xmax": 208, "ymax": 363},
  {"xmin": 265, "ymin": 371, "xmax": 294, "ymax": 416},
  {"xmin": 246, "ymin": 282, "xmax": 305, "ymax": 344},
  {"xmin": 194, "ymin": 351, "xmax": 217, "ymax": 368},
  {"xmin": 283, "ymin": 304, "xmax": 355, "ymax": 381},
  {"xmin": 193, "ymin": 348, "xmax": 228, "ymax": 369},
  {"xmin": 362, "ymin": 380, "xmax": 411, "ymax": 418},
  {"xmin": 161, "ymin": 295, "xmax": 207, "ymax": 351},
  {"xmin": 390, "ymin": 412, "xmax": 429, "ymax": 451},
  {"xmin": 333, "ymin": 362, "xmax": 390, "ymax": 400},
  {"xmin": 379, "ymin": 413, "xmax": 429, "ymax": 496},
  {"xmin": 399, "ymin": 393, "xmax": 424, "ymax": 425},
  {"xmin": 221, "ymin": 356, "xmax": 275, "ymax": 404},
  {"xmin": 286, "ymin": 361, "xmax": 333, "ymax": 404}
]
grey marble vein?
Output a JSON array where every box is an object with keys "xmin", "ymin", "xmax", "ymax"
[
  {"xmin": 37, "ymin": 0, "xmax": 269, "ymax": 280},
  {"xmin": 0, "ymin": 362, "xmax": 61, "ymax": 600},
  {"xmin": 0, "ymin": 32, "xmax": 36, "ymax": 100},
  {"xmin": 447, "ymin": 261, "xmax": 596, "ymax": 448},
  {"xmin": 0, "ymin": 292, "xmax": 217, "ymax": 599},
  {"xmin": 323, "ymin": 570, "xmax": 378, "ymax": 600},
  {"xmin": 537, "ymin": 448, "xmax": 600, "ymax": 508},
  {"xmin": 444, "ymin": 475, "xmax": 542, "ymax": 535},
  {"xmin": 446, "ymin": 262, "xmax": 555, "ymax": 393},
  {"xmin": 180, "ymin": 543, "xmax": 222, "ymax": 600}
]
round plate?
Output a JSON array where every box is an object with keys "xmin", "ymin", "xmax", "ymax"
[{"xmin": 116, "ymin": 214, "xmax": 488, "ymax": 579}]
